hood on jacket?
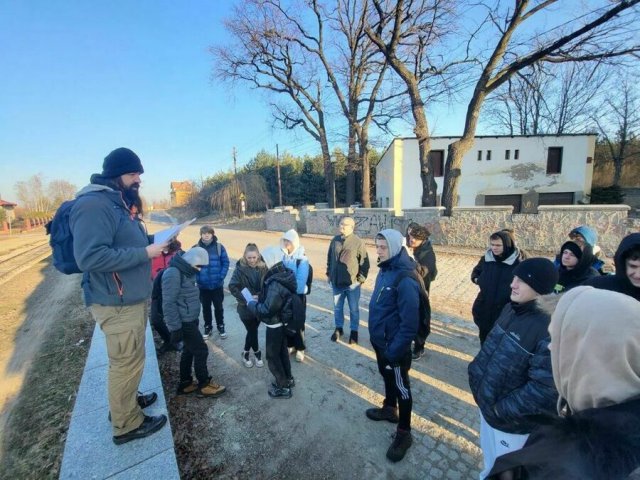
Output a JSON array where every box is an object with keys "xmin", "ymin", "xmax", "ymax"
[
  {"xmin": 614, "ymin": 233, "xmax": 640, "ymax": 278},
  {"xmin": 264, "ymin": 263, "xmax": 297, "ymax": 293},
  {"xmin": 485, "ymin": 246, "xmax": 521, "ymax": 265},
  {"xmin": 570, "ymin": 225, "xmax": 598, "ymax": 247},
  {"xmin": 377, "ymin": 229, "xmax": 405, "ymax": 260},
  {"xmin": 261, "ymin": 246, "xmax": 284, "ymax": 269},
  {"xmin": 169, "ymin": 252, "xmax": 198, "ymax": 277},
  {"xmin": 75, "ymin": 182, "xmax": 113, "ymax": 198},
  {"xmin": 183, "ymin": 246, "xmax": 209, "ymax": 268},
  {"xmin": 280, "ymin": 229, "xmax": 301, "ymax": 253},
  {"xmin": 236, "ymin": 256, "xmax": 266, "ymax": 269},
  {"xmin": 548, "ymin": 286, "xmax": 640, "ymax": 413}
]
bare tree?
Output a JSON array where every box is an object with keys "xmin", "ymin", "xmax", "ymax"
[
  {"xmin": 593, "ymin": 76, "xmax": 639, "ymax": 186},
  {"xmin": 484, "ymin": 62, "xmax": 607, "ymax": 135},
  {"xmin": 441, "ymin": 0, "xmax": 640, "ymax": 215},
  {"xmin": 47, "ymin": 179, "xmax": 77, "ymax": 207},
  {"xmin": 366, "ymin": 0, "xmax": 467, "ymax": 206},
  {"xmin": 213, "ymin": 0, "xmax": 335, "ymax": 204},
  {"xmin": 14, "ymin": 174, "xmax": 52, "ymax": 213}
]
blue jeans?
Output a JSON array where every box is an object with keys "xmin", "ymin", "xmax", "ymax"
[{"xmin": 332, "ymin": 284, "xmax": 361, "ymax": 331}]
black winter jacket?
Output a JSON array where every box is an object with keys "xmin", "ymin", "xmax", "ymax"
[
  {"xmin": 228, "ymin": 258, "xmax": 268, "ymax": 320},
  {"xmin": 412, "ymin": 239, "xmax": 437, "ymax": 292},
  {"xmin": 555, "ymin": 245, "xmax": 599, "ymax": 293},
  {"xmin": 161, "ymin": 255, "xmax": 201, "ymax": 332},
  {"xmin": 584, "ymin": 233, "xmax": 640, "ymax": 301},
  {"xmin": 248, "ymin": 263, "xmax": 297, "ymax": 328},
  {"xmin": 488, "ymin": 397, "xmax": 640, "ymax": 479},
  {"xmin": 468, "ymin": 301, "xmax": 558, "ymax": 434},
  {"xmin": 471, "ymin": 248, "xmax": 522, "ymax": 338}
]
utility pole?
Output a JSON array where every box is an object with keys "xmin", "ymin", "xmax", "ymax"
[
  {"xmin": 276, "ymin": 144, "xmax": 283, "ymax": 207},
  {"xmin": 232, "ymin": 147, "xmax": 239, "ymax": 216}
]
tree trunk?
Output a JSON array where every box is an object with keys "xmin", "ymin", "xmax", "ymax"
[
  {"xmin": 359, "ymin": 134, "xmax": 371, "ymax": 207},
  {"xmin": 320, "ymin": 135, "xmax": 333, "ymax": 207},
  {"xmin": 613, "ymin": 154, "xmax": 623, "ymax": 187},
  {"xmin": 346, "ymin": 123, "xmax": 357, "ymax": 206},
  {"xmin": 411, "ymin": 99, "xmax": 437, "ymax": 206}
]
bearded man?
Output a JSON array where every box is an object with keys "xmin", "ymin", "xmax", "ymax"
[{"xmin": 70, "ymin": 147, "xmax": 169, "ymax": 445}]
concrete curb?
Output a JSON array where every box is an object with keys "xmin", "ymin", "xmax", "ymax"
[{"xmin": 60, "ymin": 322, "xmax": 179, "ymax": 479}]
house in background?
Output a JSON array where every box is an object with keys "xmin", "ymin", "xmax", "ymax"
[
  {"xmin": 376, "ymin": 134, "xmax": 597, "ymax": 214},
  {"xmin": 170, "ymin": 181, "xmax": 194, "ymax": 207}
]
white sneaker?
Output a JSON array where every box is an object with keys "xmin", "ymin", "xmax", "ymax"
[
  {"xmin": 295, "ymin": 350, "xmax": 305, "ymax": 362},
  {"xmin": 254, "ymin": 351, "xmax": 264, "ymax": 368},
  {"xmin": 242, "ymin": 352, "xmax": 254, "ymax": 368}
]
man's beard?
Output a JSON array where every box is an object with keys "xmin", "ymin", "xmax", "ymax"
[{"xmin": 123, "ymin": 184, "xmax": 140, "ymax": 204}]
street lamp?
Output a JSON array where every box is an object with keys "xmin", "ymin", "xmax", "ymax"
[{"xmin": 330, "ymin": 154, "xmax": 337, "ymax": 208}]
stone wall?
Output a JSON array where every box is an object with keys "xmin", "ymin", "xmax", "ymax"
[
  {"xmin": 265, "ymin": 207, "xmax": 299, "ymax": 232},
  {"xmin": 290, "ymin": 204, "xmax": 638, "ymax": 256}
]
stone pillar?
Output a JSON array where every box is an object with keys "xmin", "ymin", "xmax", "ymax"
[{"xmin": 24, "ymin": 218, "xmax": 32, "ymax": 230}]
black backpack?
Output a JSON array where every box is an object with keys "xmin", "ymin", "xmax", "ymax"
[
  {"xmin": 45, "ymin": 199, "xmax": 81, "ymax": 274},
  {"xmin": 283, "ymin": 292, "xmax": 305, "ymax": 337},
  {"xmin": 393, "ymin": 267, "xmax": 431, "ymax": 337},
  {"xmin": 296, "ymin": 258, "xmax": 313, "ymax": 294}
]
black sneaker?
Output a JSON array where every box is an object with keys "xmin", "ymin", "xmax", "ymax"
[
  {"xmin": 386, "ymin": 429, "xmax": 413, "ymax": 462},
  {"xmin": 112, "ymin": 414, "xmax": 167, "ymax": 445},
  {"xmin": 218, "ymin": 326, "xmax": 228, "ymax": 339},
  {"xmin": 412, "ymin": 348, "xmax": 425, "ymax": 360},
  {"xmin": 365, "ymin": 406, "xmax": 399, "ymax": 423},
  {"xmin": 271, "ymin": 377, "xmax": 295, "ymax": 389},
  {"xmin": 349, "ymin": 330, "xmax": 358, "ymax": 345},
  {"xmin": 330, "ymin": 328, "xmax": 344, "ymax": 342},
  {"xmin": 203, "ymin": 325, "xmax": 213, "ymax": 339},
  {"xmin": 108, "ymin": 392, "xmax": 158, "ymax": 421},
  {"xmin": 268, "ymin": 385, "xmax": 292, "ymax": 399}
]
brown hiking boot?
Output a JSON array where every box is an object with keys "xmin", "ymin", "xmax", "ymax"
[
  {"xmin": 198, "ymin": 381, "xmax": 227, "ymax": 398},
  {"xmin": 177, "ymin": 382, "xmax": 198, "ymax": 395}
]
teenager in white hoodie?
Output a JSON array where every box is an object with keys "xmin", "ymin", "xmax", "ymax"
[{"xmin": 280, "ymin": 229, "xmax": 310, "ymax": 362}]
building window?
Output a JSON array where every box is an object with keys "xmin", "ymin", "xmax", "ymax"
[
  {"xmin": 486, "ymin": 150, "xmax": 492, "ymax": 160},
  {"xmin": 385, "ymin": 197, "xmax": 389, "ymax": 208},
  {"xmin": 505, "ymin": 149, "xmax": 510, "ymax": 160},
  {"xmin": 477, "ymin": 150, "xmax": 482, "ymax": 161},
  {"xmin": 514, "ymin": 149, "xmax": 519, "ymax": 160},
  {"xmin": 429, "ymin": 150, "xmax": 445, "ymax": 177},
  {"xmin": 547, "ymin": 147, "xmax": 563, "ymax": 174}
]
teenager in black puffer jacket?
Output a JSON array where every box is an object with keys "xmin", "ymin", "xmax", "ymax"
[
  {"xmin": 248, "ymin": 246, "xmax": 298, "ymax": 399},
  {"xmin": 554, "ymin": 241, "xmax": 599, "ymax": 293},
  {"xmin": 471, "ymin": 230, "xmax": 524, "ymax": 344},
  {"xmin": 469, "ymin": 258, "xmax": 559, "ymax": 479}
]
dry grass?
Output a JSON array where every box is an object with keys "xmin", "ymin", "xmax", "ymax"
[{"xmin": 0, "ymin": 270, "xmax": 94, "ymax": 480}]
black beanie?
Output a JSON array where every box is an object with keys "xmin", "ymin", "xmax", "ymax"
[
  {"xmin": 102, "ymin": 148, "xmax": 144, "ymax": 178},
  {"xmin": 513, "ymin": 258, "xmax": 559, "ymax": 295},
  {"xmin": 560, "ymin": 241, "xmax": 583, "ymax": 260}
]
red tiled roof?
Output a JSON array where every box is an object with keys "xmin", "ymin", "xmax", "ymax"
[{"xmin": 0, "ymin": 199, "xmax": 17, "ymax": 207}]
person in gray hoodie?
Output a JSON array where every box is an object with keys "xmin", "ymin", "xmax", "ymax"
[
  {"xmin": 163, "ymin": 247, "xmax": 227, "ymax": 398},
  {"xmin": 69, "ymin": 147, "xmax": 168, "ymax": 445}
]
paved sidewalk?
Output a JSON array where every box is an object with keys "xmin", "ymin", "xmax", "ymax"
[{"xmin": 60, "ymin": 322, "xmax": 179, "ymax": 479}]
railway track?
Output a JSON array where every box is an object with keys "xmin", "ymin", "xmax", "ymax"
[{"xmin": 0, "ymin": 240, "xmax": 53, "ymax": 286}]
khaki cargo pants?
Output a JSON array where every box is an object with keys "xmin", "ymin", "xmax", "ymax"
[{"xmin": 91, "ymin": 302, "xmax": 146, "ymax": 437}]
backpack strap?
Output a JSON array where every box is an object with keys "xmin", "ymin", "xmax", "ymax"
[{"xmin": 393, "ymin": 270, "xmax": 429, "ymax": 302}]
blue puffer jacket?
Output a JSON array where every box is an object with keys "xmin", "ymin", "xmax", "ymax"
[
  {"xmin": 368, "ymin": 247, "xmax": 420, "ymax": 363},
  {"xmin": 195, "ymin": 237, "xmax": 229, "ymax": 290},
  {"xmin": 468, "ymin": 301, "xmax": 559, "ymax": 434}
]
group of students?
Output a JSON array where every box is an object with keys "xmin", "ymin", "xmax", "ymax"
[
  {"xmin": 468, "ymin": 226, "xmax": 640, "ymax": 479},
  {"xmin": 149, "ymin": 225, "xmax": 311, "ymax": 400}
]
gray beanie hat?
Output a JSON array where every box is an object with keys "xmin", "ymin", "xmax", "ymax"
[{"xmin": 182, "ymin": 247, "xmax": 209, "ymax": 267}]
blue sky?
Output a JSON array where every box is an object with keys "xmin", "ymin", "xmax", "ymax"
[{"xmin": 0, "ymin": 1, "xmax": 468, "ymax": 203}]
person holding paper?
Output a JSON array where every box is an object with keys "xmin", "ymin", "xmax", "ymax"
[
  {"xmin": 69, "ymin": 147, "xmax": 168, "ymax": 445},
  {"xmin": 229, "ymin": 243, "xmax": 268, "ymax": 368}
]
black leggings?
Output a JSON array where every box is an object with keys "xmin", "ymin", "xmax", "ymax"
[
  {"xmin": 180, "ymin": 320, "xmax": 210, "ymax": 387},
  {"xmin": 266, "ymin": 326, "xmax": 291, "ymax": 387},
  {"xmin": 373, "ymin": 344, "xmax": 413, "ymax": 431},
  {"xmin": 240, "ymin": 312, "xmax": 260, "ymax": 352}
]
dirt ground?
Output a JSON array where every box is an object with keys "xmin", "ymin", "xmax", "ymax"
[{"xmin": 0, "ymin": 224, "xmax": 486, "ymax": 479}]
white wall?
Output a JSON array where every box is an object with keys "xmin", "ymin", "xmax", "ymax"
[{"xmin": 384, "ymin": 135, "xmax": 596, "ymax": 209}]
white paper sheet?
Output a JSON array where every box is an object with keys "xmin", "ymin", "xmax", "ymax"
[
  {"xmin": 153, "ymin": 218, "xmax": 196, "ymax": 244},
  {"xmin": 241, "ymin": 287, "xmax": 255, "ymax": 304}
]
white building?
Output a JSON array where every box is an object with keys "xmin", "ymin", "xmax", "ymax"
[{"xmin": 376, "ymin": 134, "xmax": 597, "ymax": 214}]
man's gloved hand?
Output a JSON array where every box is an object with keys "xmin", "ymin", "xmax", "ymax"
[{"xmin": 170, "ymin": 329, "xmax": 183, "ymax": 347}]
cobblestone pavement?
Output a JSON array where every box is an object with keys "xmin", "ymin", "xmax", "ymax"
[{"xmin": 160, "ymin": 226, "xmax": 489, "ymax": 479}]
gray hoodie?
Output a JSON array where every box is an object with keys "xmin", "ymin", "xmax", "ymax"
[{"xmin": 69, "ymin": 183, "xmax": 152, "ymax": 306}]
